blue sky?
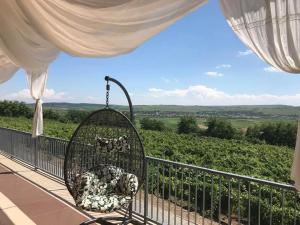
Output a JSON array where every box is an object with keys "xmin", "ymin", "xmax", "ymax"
[{"xmin": 1, "ymin": 0, "xmax": 300, "ymax": 106}]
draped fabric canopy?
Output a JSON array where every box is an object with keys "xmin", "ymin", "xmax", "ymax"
[
  {"xmin": 1, "ymin": 0, "xmax": 300, "ymax": 190},
  {"xmin": 0, "ymin": 0, "xmax": 207, "ymax": 137}
]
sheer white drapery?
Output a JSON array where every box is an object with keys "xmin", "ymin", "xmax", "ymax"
[
  {"xmin": 220, "ymin": 0, "xmax": 300, "ymax": 73},
  {"xmin": 27, "ymin": 70, "xmax": 48, "ymax": 137},
  {"xmin": 0, "ymin": 52, "xmax": 18, "ymax": 84},
  {"xmin": 220, "ymin": 0, "xmax": 300, "ymax": 190},
  {"xmin": 0, "ymin": 0, "xmax": 207, "ymax": 136}
]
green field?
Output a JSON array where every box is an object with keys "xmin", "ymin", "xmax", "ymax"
[
  {"xmin": 39, "ymin": 103, "xmax": 300, "ymax": 118},
  {"xmin": 136, "ymin": 116, "xmax": 297, "ymax": 131},
  {"xmin": 35, "ymin": 103, "xmax": 299, "ymax": 131}
]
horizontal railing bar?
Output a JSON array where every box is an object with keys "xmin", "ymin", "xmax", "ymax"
[{"xmin": 0, "ymin": 127, "xmax": 69, "ymax": 142}]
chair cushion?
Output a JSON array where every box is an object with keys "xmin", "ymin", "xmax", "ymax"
[
  {"xmin": 74, "ymin": 165, "xmax": 138, "ymax": 212},
  {"xmin": 79, "ymin": 193, "xmax": 131, "ymax": 212},
  {"xmin": 118, "ymin": 173, "xmax": 139, "ymax": 196},
  {"xmin": 95, "ymin": 135, "xmax": 130, "ymax": 153}
]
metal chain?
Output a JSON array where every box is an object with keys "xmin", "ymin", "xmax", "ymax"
[{"xmin": 105, "ymin": 80, "xmax": 110, "ymax": 108}]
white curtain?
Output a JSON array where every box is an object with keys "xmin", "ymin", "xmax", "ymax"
[
  {"xmin": 0, "ymin": 52, "xmax": 18, "ymax": 84},
  {"xmin": 0, "ymin": 0, "xmax": 207, "ymax": 135},
  {"xmin": 220, "ymin": 0, "xmax": 300, "ymax": 73},
  {"xmin": 220, "ymin": 0, "xmax": 300, "ymax": 190},
  {"xmin": 27, "ymin": 70, "xmax": 48, "ymax": 137}
]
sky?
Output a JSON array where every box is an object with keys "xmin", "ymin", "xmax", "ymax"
[{"xmin": 1, "ymin": 0, "xmax": 300, "ymax": 106}]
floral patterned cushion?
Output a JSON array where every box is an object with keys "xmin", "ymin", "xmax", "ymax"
[
  {"xmin": 95, "ymin": 136, "xmax": 130, "ymax": 153},
  {"xmin": 118, "ymin": 173, "xmax": 139, "ymax": 196},
  {"xmin": 75, "ymin": 165, "xmax": 138, "ymax": 212}
]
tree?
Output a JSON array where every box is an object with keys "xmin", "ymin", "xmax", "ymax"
[
  {"xmin": 0, "ymin": 100, "xmax": 32, "ymax": 118},
  {"xmin": 177, "ymin": 116, "xmax": 198, "ymax": 134},
  {"xmin": 65, "ymin": 110, "xmax": 90, "ymax": 123},
  {"xmin": 205, "ymin": 117, "xmax": 236, "ymax": 139},
  {"xmin": 43, "ymin": 109, "xmax": 61, "ymax": 120},
  {"xmin": 246, "ymin": 122, "xmax": 297, "ymax": 148},
  {"xmin": 140, "ymin": 117, "xmax": 166, "ymax": 131},
  {"xmin": 246, "ymin": 125, "xmax": 260, "ymax": 139}
]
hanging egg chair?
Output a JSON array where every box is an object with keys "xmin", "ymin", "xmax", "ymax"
[{"xmin": 64, "ymin": 76, "xmax": 145, "ymax": 225}]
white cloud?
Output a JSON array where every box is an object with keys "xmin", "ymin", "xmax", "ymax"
[
  {"xmin": 238, "ymin": 49, "xmax": 253, "ymax": 57},
  {"xmin": 1, "ymin": 89, "xmax": 67, "ymax": 102},
  {"xmin": 216, "ymin": 64, "xmax": 232, "ymax": 69},
  {"xmin": 143, "ymin": 84, "xmax": 300, "ymax": 106},
  {"xmin": 205, "ymin": 71, "xmax": 223, "ymax": 77},
  {"xmin": 149, "ymin": 85, "xmax": 226, "ymax": 100},
  {"xmin": 264, "ymin": 66, "xmax": 282, "ymax": 73},
  {"xmin": 4, "ymin": 86, "xmax": 299, "ymax": 106}
]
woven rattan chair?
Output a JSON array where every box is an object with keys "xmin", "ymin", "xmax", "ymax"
[{"xmin": 64, "ymin": 77, "xmax": 145, "ymax": 225}]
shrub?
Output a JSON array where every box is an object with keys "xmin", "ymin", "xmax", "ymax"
[
  {"xmin": 205, "ymin": 117, "xmax": 236, "ymax": 139},
  {"xmin": 140, "ymin": 117, "xmax": 166, "ymax": 131},
  {"xmin": 177, "ymin": 116, "xmax": 199, "ymax": 134}
]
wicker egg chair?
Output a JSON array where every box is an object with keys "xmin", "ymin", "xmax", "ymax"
[{"xmin": 64, "ymin": 76, "xmax": 145, "ymax": 225}]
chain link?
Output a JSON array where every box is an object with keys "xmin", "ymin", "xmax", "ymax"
[{"xmin": 105, "ymin": 80, "xmax": 110, "ymax": 108}]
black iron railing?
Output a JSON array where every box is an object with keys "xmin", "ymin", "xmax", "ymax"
[{"xmin": 0, "ymin": 127, "xmax": 299, "ymax": 225}]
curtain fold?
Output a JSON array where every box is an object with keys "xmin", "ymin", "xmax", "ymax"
[
  {"xmin": 0, "ymin": 0, "xmax": 207, "ymax": 136},
  {"xmin": 0, "ymin": 52, "xmax": 18, "ymax": 84},
  {"xmin": 26, "ymin": 69, "xmax": 48, "ymax": 137},
  {"xmin": 220, "ymin": 0, "xmax": 300, "ymax": 190},
  {"xmin": 219, "ymin": 0, "xmax": 300, "ymax": 73},
  {"xmin": 18, "ymin": 0, "xmax": 207, "ymax": 57}
]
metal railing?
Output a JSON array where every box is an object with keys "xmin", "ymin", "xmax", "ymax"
[{"xmin": 0, "ymin": 127, "xmax": 299, "ymax": 225}]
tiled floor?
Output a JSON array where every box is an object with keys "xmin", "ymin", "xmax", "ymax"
[
  {"xmin": 0, "ymin": 155, "xmax": 130, "ymax": 225},
  {"xmin": 0, "ymin": 154, "xmax": 218, "ymax": 225}
]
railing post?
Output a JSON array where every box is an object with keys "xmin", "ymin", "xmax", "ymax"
[
  {"xmin": 10, "ymin": 130, "xmax": 14, "ymax": 159},
  {"xmin": 144, "ymin": 158, "xmax": 149, "ymax": 224},
  {"xmin": 34, "ymin": 137, "xmax": 38, "ymax": 170}
]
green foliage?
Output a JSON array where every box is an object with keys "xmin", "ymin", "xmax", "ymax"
[
  {"xmin": 0, "ymin": 116, "xmax": 76, "ymax": 140},
  {"xmin": 0, "ymin": 115, "xmax": 293, "ymax": 183},
  {"xmin": 43, "ymin": 109, "xmax": 61, "ymax": 121},
  {"xmin": 246, "ymin": 122, "xmax": 297, "ymax": 148},
  {"xmin": 177, "ymin": 116, "xmax": 199, "ymax": 134},
  {"xmin": 0, "ymin": 100, "xmax": 32, "ymax": 118},
  {"xmin": 65, "ymin": 110, "xmax": 90, "ymax": 123},
  {"xmin": 140, "ymin": 117, "xmax": 166, "ymax": 131},
  {"xmin": 205, "ymin": 117, "xmax": 236, "ymax": 139},
  {"xmin": 140, "ymin": 130, "xmax": 293, "ymax": 184}
]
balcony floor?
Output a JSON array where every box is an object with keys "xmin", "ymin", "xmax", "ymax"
[
  {"xmin": 0, "ymin": 155, "xmax": 132, "ymax": 225},
  {"xmin": 0, "ymin": 153, "xmax": 222, "ymax": 225}
]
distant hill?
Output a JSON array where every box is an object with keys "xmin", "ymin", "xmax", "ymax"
[{"xmin": 28, "ymin": 102, "xmax": 300, "ymax": 120}]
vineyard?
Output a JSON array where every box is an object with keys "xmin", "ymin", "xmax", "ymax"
[
  {"xmin": 0, "ymin": 116, "xmax": 294, "ymax": 184},
  {"xmin": 0, "ymin": 115, "xmax": 298, "ymax": 224}
]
